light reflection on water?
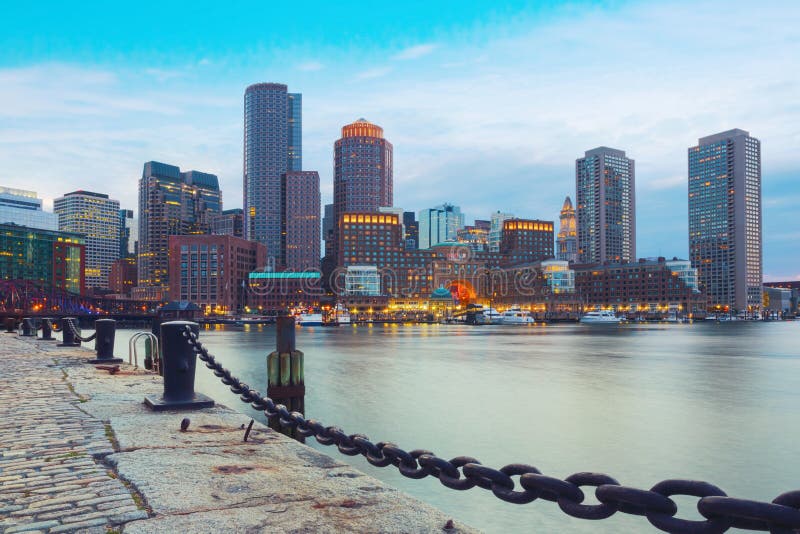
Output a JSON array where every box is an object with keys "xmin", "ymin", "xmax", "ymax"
[{"xmin": 191, "ymin": 322, "xmax": 800, "ymax": 533}]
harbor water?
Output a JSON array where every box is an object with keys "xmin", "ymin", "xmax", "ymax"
[{"xmin": 191, "ymin": 321, "xmax": 800, "ymax": 533}]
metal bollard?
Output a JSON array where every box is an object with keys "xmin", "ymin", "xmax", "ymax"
[
  {"xmin": 58, "ymin": 317, "xmax": 81, "ymax": 347},
  {"xmin": 144, "ymin": 321, "xmax": 214, "ymax": 411},
  {"xmin": 20, "ymin": 318, "xmax": 35, "ymax": 337},
  {"xmin": 4, "ymin": 317, "xmax": 16, "ymax": 333},
  {"xmin": 39, "ymin": 318, "xmax": 56, "ymax": 341},
  {"xmin": 87, "ymin": 319, "xmax": 123, "ymax": 364}
]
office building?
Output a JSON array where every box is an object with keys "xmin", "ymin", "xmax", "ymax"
[
  {"xmin": 244, "ymin": 83, "xmax": 302, "ymax": 261},
  {"xmin": 212, "ymin": 209, "xmax": 244, "ymax": 238},
  {"xmin": 109, "ymin": 257, "xmax": 137, "ymax": 296},
  {"xmin": 0, "ymin": 187, "xmax": 58, "ymax": 231},
  {"xmin": 557, "ymin": 196, "xmax": 578, "ymax": 263},
  {"xmin": 138, "ymin": 161, "xmax": 221, "ymax": 291},
  {"xmin": 54, "ymin": 190, "xmax": 121, "ymax": 290},
  {"xmin": 169, "ymin": 234, "xmax": 267, "ymax": 315},
  {"xmin": 576, "ymin": 147, "xmax": 636, "ymax": 264},
  {"xmin": 456, "ymin": 220, "xmax": 490, "ymax": 251},
  {"xmin": 403, "ymin": 211, "xmax": 418, "ymax": 250},
  {"xmin": 345, "ymin": 266, "xmax": 381, "ymax": 296},
  {"xmin": 418, "ymin": 204, "xmax": 464, "ymax": 249},
  {"xmin": 282, "ymin": 171, "xmax": 320, "ymax": 271},
  {"xmin": 119, "ymin": 209, "xmax": 137, "ymax": 258},
  {"xmin": 488, "ymin": 212, "xmax": 515, "ymax": 253},
  {"xmin": 0, "ymin": 223, "xmax": 85, "ymax": 294},
  {"xmin": 332, "ymin": 118, "xmax": 393, "ymax": 263},
  {"xmin": 688, "ymin": 129, "xmax": 762, "ymax": 312},
  {"xmin": 500, "ymin": 218, "xmax": 555, "ymax": 263}
]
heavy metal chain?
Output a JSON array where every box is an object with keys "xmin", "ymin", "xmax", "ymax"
[
  {"xmin": 65, "ymin": 318, "xmax": 97, "ymax": 343},
  {"xmin": 182, "ymin": 327, "xmax": 800, "ymax": 533}
]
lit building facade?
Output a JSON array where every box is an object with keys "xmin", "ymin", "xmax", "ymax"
[
  {"xmin": 0, "ymin": 187, "xmax": 58, "ymax": 231},
  {"xmin": 576, "ymin": 147, "xmax": 636, "ymax": 264},
  {"xmin": 109, "ymin": 257, "xmax": 137, "ymax": 296},
  {"xmin": 138, "ymin": 161, "xmax": 221, "ymax": 291},
  {"xmin": 119, "ymin": 209, "xmax": 137, "ymax": 258},
  {"xmin": 457, "ymin": 220, "xmax": 490, "ymax": 251},
  {"xmin": 244, "ymin": 83, "xmax": 302, "ymax": 261},
  {"xmin": 345, "ymin": 266, "xmax": 381, "ymax": 296},
  {"xmin": 0, "ymin": 223, "xmax": 85, "ymax": 295},
  {"xmin": 403, "ymin": 211, "xmax": 418, "ymax": 250},
  {"xmin": 688, "ymin": 129, "xmax": 762, "ymax": 312},
  {"xmin": 332, "ymin": 119, "xmax": 393, "ymax": 264},
  {"xmin": 212, "ymin": 209, "xmax": 244, "ymax": 238},
  {"xmin": 488, "ymin": 212, "xmax": 514, "ymax": 252},
  {"xmin": 248, "ymin": 272, "xmax": 322, "ymax": 312},
  {"xmin": 282, "ymin": 171, "xmax": 320, "ymax": 271},
  {"xmin": 500, "ymin": 218, "xmax": 555, "ymax": 263},
  {"xmin": 418, "ymin": 204, "xmax": 464, "ymax": 249},
  {"xmin": 557, "ymin": 196, "xmax": 578, "ymax": 263},
  {"xmin": 54, "ymin": 190, "xmax": 121, "ymax": 290},
  {"xmin": 168, "ymin": 234, "xmax": 267, "ymax": 315}
]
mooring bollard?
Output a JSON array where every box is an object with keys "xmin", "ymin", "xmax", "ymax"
[
  {"xmin": 267, "ymin": 315, "xmax": 305, "ymax": 441},
  {"xmin": 144, "ymin": 321, "xmax": 214, "ymax": 411},
  {"xmin": 39, "ymin": 318, "xmax": 56, "ymax": 341},
  {"xmin": 87, "ymin": 318, "xmax": 123, "ymax": 364},
  {"xmin": 4, "ymin": 317, "xmax": 16, "ymax": 333},
  {"xmin": 20, "ymin": 318, "xmax": 35, "ymax": 337},
  {"xmin": 58, "ymin": 317, "xmax": 81, "ymax": 347}
]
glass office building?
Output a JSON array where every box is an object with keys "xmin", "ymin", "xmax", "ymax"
[{"xmin": 0, "ymin": 187, "xmax": 58, "ymax": 231}]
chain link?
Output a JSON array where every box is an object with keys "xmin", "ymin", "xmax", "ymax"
[
  {"xmin": 182, "ymin": 327, "xmax": 800, "ymax": 533},
  {"xmin": 65, "ymin": 318, "xmax": 97, "ymax": 343}
]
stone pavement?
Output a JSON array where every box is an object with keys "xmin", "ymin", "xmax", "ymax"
[{"xmin": 1, "ymin": 332, "xmax": 476, "ymax": 533}]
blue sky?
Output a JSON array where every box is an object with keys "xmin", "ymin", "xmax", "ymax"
[{"xmin": 1, "ymin": 0, "xmax": 798, "ymax": 279}]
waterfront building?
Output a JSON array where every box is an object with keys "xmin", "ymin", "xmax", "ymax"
[
  {"xmin": 456, "ymin": 220, "xmax": 490, "ymax": 252},
  {"xmin": 418, "ymin": 204, "xmax": 464, "ymax": 249},
  {"xmin": 244, "ymin": 82, "xmax": 302, "ymax": 259},
  {"xmin": 109, "ymin": 257, "xmax": 137, "ymax": 296},
  {"xmin": 282, "ymin": 171, "xmax": 320, "ymax": 271},
  {"xmin": 211, "ymin": 209, "xmax": 244, "ymax": 238},
  {"xmin": 556, "ymin": 196, "xmax": 578, "ymax": 263},
  {"xmin": 332, "ymin": 118, "xmax": 393, "ymax": 264},
  {"xmin": 688, "ymin": 129, "xmax": 762, "ymax": 313},
  {"xmin": 763, "ymin": 287, "xmax": 792, "ymax": 316},
  {"xmin": 763, "ymin": 281, "xmax": 800, "ymax": 315},
  {"xmin": 573, "ymin": 257, "xmax": 704, "ymax": 316},
  {"xmin": 248, "ymin": 271, "xmax": 322, "ymax": 312},
  {"xmin": 0, "ymin": 187, "xmax": 58, "ymax": 231},
  {"xmin": 138, "ymin": 161, "xmax": 221, "ymax": 292},
  {"xmin": 403, "ymin": 211, "xmax": 418, "ymax": 250},
  {"xmin": 576, "ymin": 147, "xmax": 636, "ymax": 264},
  {"xmin": 345, "ymin": 266, "xmax": 381, "ymax": 296},
  {"xmin": 541, "ymin": 260, "xmax": 575, "ymax": 294},
  {"xmin": 119, "ymin": 209, "xmax": 137, "ymax": 258},
  {"xmin": 500, "ymin": 218, "xmax": 555, "ymax": 263},
  {"xmin": 664, "ymin": 258, "xmax": 699, "ymax": 292},
  {"xmin": 168, "ymin": 234, "xmax": 266, "ymax": 315},
  {"xmin": 54, "ymin": 190, "xmax": 121, "ymax": 290},
  {"xmin": 0, "ymin": 223, "xmax": 85, "ymax": 294},
  {"xmin": 488, "ymin": 212, "xmax": 514, "ymax": 253}
]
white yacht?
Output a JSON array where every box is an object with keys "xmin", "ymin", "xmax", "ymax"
[
  {"xmin": 579, "ymin": 310, "xmax": 621, "ymax": 324},
  {"xmin": 498, "ymin": 307, "xmax": 534, "ymax": 325},
  {"xmin": 296, "ymin": 312, "xmax": 324, "ymax": 326}
]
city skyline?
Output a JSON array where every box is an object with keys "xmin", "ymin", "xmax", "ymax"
[{"xmin": 1, "ymin": 0, "xmax": 798, "ymax": 279}]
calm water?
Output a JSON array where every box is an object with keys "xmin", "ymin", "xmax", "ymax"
[{"xmin": 189, "ymin": 322, "xmax": 800, "ymax": 533}]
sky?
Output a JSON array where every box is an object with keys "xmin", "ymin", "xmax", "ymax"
[{"xmin": 1, "ymin": 0, "xmax": 798, "ymax": 279}]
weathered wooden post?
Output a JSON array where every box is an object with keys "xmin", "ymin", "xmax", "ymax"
[{"xmin": 267, "ymin": 316, "xmax": 305, "ymax": 442}]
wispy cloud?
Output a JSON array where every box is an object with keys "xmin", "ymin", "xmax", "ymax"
[
  {"xmin": 297, "ymin": 61, "xmax": 324, "ymax": 72},
  {"xmin": 356, "ymin": 66, "xmax": 393, "ymax": 80},
  {"xmin": 392, "ymin": 43, "xmax": 437, "ymax": 60}
]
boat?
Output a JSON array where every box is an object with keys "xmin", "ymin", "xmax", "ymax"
[
  {"xmin": 579, "ymin": 310, "xmax": 621, "ymax": 324},
  {"xmin": 469, "ymin": 305, "xmax": 502, "ymax": 324},
  {"xmin": 322, "ymin": 304, "xmax": 352, "ymax": 326},
  {"xmin": 498, "ymin": 307, "xmax": 534, "ymax": 325},
  {"xmin": 296, "ymin": 312, "xmax": 324, "ymax": 326}
]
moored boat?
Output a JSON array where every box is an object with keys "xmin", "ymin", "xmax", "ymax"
[{"xmin": 579, "ymin": 310, "xmax": 621, "ymax": 324}]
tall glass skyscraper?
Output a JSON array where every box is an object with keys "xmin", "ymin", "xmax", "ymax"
[
  {"xmin": 688, "ymin": 129, "xmax": 761, "ymax": 312},
  {"xmin": 0, "ymin": 186, "xmax": 58, "ymax": 231},
  {"xmin": 417, "ymin": 204, "xmax": 464, "ymax": 249},
  {"xmin": 332, "ymin": 118, "xmax": 393, "ymax": 263},
  {"xmin": 575, "ymin": 147, "xmax": 636, "ymax": 264},
  {"xmin": 54, "ymin": 190, "xmax": 121, "ymax": 290},
  {"xmin": 243, "ymin": 83, "xmax": 302, "ymax": 265}
]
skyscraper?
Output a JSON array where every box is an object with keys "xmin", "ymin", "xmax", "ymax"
[
  {"xmin": 488, "ymin": 212, "xmax": 515, "ymax": 252},
  {"xmin": 138, "ymin": 161, "xmax": 221, "ymax": 291},
  {"xmin": 688, "ymin": 129, "xmax": 761, "ymax": 312},
  {"xmin": 0, "ymin": 186, "xmax": 58, "ymax": 231},
  {"xmin": 119, "ymin": 209, "xmax": 136, "ymax": 258},
  {"xmin": 332, "ymin": 118, "xmax": 393, "ymax": 263},
  {"xmin": 557, "ymin": 196, "xmax": 577, "ymax": 263},
  {"xmin": 282, "ymin": 171, "xmax": 320, "ymax": 271},
  {"xmin": 575, "ymin": 147, "xmax": 636, "ymax": 264},
  {"xmin": 243, "ymin": 83, "xmax": 302, "ymax": 260},
  {"xmin": 54, "ymin": 190, "xmax": 121, "ymax": 290},
  {"xmin": 418, "ymin": 204, "xmax": 464, "ymax": 249}
]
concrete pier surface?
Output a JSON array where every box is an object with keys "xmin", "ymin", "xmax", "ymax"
[{"xmin": 0, "ymin": 335, "xmax": 475, "ymax": 533}]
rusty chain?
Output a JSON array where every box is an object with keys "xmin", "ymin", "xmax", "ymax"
[
  {"xmin": 182, "ymin": 326, "xmax": 800, "ymax": 533},
  {"xmin": 65, "ymin": 317, "xmax": 97, "ymax": 343}
]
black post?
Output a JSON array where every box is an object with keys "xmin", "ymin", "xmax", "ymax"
[
  {"xmin": 4, "ymin": 317, "xmax": 16, "ymax": 333},
  {"xmin": 58, "ymin": 317, "xmax": 81, "ymax": 347},
  {"xmin": 39, "ymin": 318, "xmax": 56, "ymax": 341},
  {"xmin": 20, "ymin": 318, "xmax": 34, "ymax": 337},
  {"xmin": 276, "ymin": 315, "xmax": 296, "ymax": 353},
  {"xmin": 144, "ymin": 321, "xmax": 214, "ymax": 411},
  {"xmin": 87, "ymin": 319, "xmax": 123, "ymax": 364},
  {"xmin": 267, "ymin": 316, "xmax": 305, "ymax": 442}
]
